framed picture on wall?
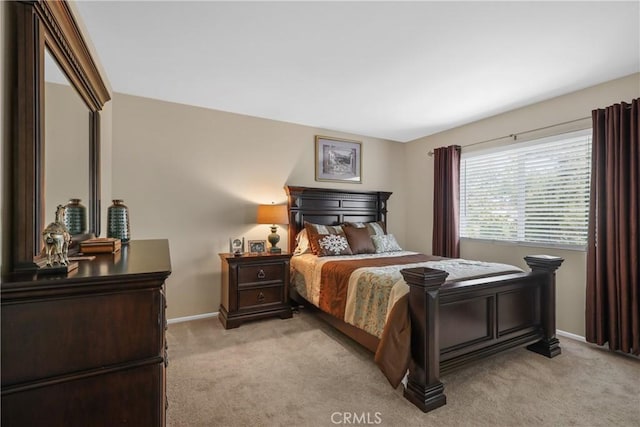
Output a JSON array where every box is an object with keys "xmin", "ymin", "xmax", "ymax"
[{"xmin": 315, "ymin": 136, "xmax": 362, "ymax": 183}]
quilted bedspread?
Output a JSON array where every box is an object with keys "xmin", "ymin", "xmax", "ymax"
[{"xmin": 290, "ymin": 252, "xmax": 523, "ymax": 387}]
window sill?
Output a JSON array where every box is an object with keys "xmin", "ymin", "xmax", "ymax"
[{"xmin": 460, "ymin": 237, "xmax": 587, "ymax": 252}]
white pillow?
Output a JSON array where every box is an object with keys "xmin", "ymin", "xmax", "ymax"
[
  {"xmin": 293, "ymin": 229, "xmax": 312, "ymax": 256},
  {"xmin": 371, "ymin": 234, "xmax": 402, "ymax": 253}
]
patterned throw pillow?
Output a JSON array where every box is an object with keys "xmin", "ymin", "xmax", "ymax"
[
  {"xmin": 315, "ymin": 233, "xmax": 353, "ymax": 256},
  {"xmin": 345, "ymin": 221, "xmax": 386, "ymax": 236},
  {"xmin": 371, "ymin": 234, "xmax": 403, "ymax": 253},
  {"xmin": 304, "ymin": 222, "xmax": 344, "ymax": 255},
  {"xmin": 343, "ymin": 225, "xmax": 376, "ymax": 254}
]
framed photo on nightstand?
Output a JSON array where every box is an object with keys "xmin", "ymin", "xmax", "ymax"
[
  {"xmin": 229, "ymin": 237, "xmax": 245, "ymax": 255},
  {"xmin": 248, "ymin": 240, "xmax": 266, "ymax": 254}
]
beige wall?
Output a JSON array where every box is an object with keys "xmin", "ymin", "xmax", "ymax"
[
  {"xmin": 42, "ymin": 81, "xmax": 114, "ymax": 232},
  {"xmin": 404, "ymin": 72, "xmax": 640, "ymax": 337},
  {"xmin": 44, "ymin": 82, "xmax": 91, "ymax": 219},
  {"xmin": 111, "ymin": 93, "xmax": 406, "ymax": 319}
]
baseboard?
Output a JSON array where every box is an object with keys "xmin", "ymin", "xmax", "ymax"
[
  {"xmin": 557, "ymin": 330, "xmax": 640, "ymax": 359},
  {"xmin": 556, "ymin": 329, "xmax": 586, "ymax": 342},
  {"xmin": 167, "ymin": 312, "xmax": 218, "ymax": 324},
  {"xmin": 167, "ymin": 316, "xmax": 588, "ymax": 340}
]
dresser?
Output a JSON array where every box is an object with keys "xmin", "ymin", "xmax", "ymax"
[
  {"xmin": 219, "ymin": 252, "xmax": 292, "ymax": 329},
  {"xmin": 1, "ymin": 239, "xmax": 171, "ymax": 426}
]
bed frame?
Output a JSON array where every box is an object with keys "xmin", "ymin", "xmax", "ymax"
[{"xmin": 285, "ymin": 186, "xmax": 563, "ymax": 413}]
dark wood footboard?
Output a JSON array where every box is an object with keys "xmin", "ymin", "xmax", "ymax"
[{"xmin": 401, "ymin": 255, "xmax": 563, "ymax": 413}]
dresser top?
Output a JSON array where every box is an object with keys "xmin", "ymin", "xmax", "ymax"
[{"xmin": 2, "ymin": 239, "xmax": 172, "ymax": 296}]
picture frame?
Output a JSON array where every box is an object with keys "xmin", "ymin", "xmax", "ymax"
[
  {"xmin": 248, "ymin": 240, "xmax": 266, "ymax": 254},
  {"xmin": 315, "ymin": 135, "xmax": 362, "ymax": 183},
  {"xmin": 229, "ymin": 237, "xmax": 245, "ymax": 255}
]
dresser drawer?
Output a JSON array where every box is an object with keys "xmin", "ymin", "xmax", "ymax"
[
  {"xmin": 237, "ymin": 263, "xmax": 284, "ymax": 286},
  {"xmin": 238, "ymin": 286, "xmax": 283, "ymax": 309},
  {"xmin": 1, "ymin": 290, "xmax": 162, "ymax": 387},
  {"xmin": 2, "ymin": 362, "xmax": 163, "ymax": 427}
]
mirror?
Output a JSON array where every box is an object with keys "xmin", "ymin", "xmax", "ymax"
[
  {"xmin": 44, "ymin": 47, "xmax": 91, "ymax": 232},
  {"xmin": 10, "ymin": 0, "xmax": 110, "ymax": 272}
]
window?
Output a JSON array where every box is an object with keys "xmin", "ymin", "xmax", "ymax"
[{"xmin": 460, "ymin": 129, "xmax": 592, "ymax": 249}]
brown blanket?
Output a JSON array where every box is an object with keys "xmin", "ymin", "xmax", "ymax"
[
  {"xmin": 374, "ymin": 293, "xmax": 411, "ymax": 388},
  {"xmin": 318, "ymin": 254, "xmax": 437, "ymax": 320},
  {"xmin": 318, "ymin": 254, "xmax": 442, "ymax": 387}
]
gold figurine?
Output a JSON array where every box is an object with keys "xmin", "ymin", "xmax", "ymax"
[{"xmin": 42, "ymin": 205, "xmax": 71, "ymax": 267}]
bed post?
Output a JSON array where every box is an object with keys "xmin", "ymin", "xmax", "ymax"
[
  {"xmin": 524, "ymin": 255, "xmax": 564, "ymax": 358},
  {"xmin": 400, "ymin": 267, "xmax": 449, "ymax": 413}
]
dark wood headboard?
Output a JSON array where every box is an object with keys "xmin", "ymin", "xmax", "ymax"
[{"xmin": 284, "ymin": 186, "xmax": 392, "ymax": 253}]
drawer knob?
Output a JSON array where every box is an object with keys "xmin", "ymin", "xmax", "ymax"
[
  {"xmin": 257, "ymin": 269, "xmax": 266, "ymax": 279},
  {"xmin": 257, "ymin": 291, "xmax": 265, "ymax": 302}
]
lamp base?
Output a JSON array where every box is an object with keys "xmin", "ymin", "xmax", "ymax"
[{"xmin": 268, "ymin": 225, "xmax": 282, "ymax": 254}]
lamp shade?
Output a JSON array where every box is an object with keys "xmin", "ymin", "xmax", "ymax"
[{"xmin": 257, "ymin": 204, "xmax": 289, "ymax": 225}]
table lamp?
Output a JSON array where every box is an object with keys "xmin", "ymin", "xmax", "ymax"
[{"xmin": 257, "ymin": 204, "xmax": 289, "ymax": 253}]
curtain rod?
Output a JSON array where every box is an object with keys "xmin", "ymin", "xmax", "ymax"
[{"xmin": 427, "ymin": 116, "xmax": 591, "ymax": 156}]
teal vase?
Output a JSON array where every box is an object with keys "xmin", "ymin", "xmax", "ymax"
[
  {"xmin": 107, "ymin": 199, "xmax": 130, "ymax": 244},
  {"xmin": 63, "ymin": 198, "xmax": 87, "ymax": 235}
]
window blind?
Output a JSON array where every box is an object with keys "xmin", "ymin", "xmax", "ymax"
[{"xmin": 460, "ymin": 129, "xmax": 592, "ymax": 249}]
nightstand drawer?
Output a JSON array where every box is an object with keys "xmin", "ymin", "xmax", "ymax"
[
  {"xmin": 237, "ymin": 264, "xmax": 284, "ymax": 286},
  {"xmin": 238, "ymin": 286, "xmax": 283, "ymax": 309}
]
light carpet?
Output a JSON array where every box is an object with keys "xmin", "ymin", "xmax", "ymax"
[{"xmin": 166, "ymin": 310, "xmax": 639, "ymax": 427}]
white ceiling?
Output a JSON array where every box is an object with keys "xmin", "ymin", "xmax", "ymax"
[{"xmin": 74, "ymin": 1, "xmax": 640, "ymax": 142}]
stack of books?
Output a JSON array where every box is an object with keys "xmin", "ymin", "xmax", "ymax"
[{"xmin": 80, "ymin": 237, "xmax": 121, "ymax": 254}]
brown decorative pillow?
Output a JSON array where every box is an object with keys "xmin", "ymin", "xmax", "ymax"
[
  {"xmin": 345, "ymin": 221, "xmax": 386, "ymax": 236},
  {"xmin": 304, "ymin": 222, "xmax": 344, "ymax": 255},
  {"xmin": 343, "ymin": 225, "xmax": 376, "ymax": 254},
  {"xmin": 315, "ymin": 233, "xmax": 353, "ymax": 256}
]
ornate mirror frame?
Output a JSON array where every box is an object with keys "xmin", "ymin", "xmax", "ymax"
[{"xmin": 11, "ymin": 0, "xmax": 110, "ymax": 271}]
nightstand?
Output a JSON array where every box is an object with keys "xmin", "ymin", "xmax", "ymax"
[{"xmin": 218, "ymin": 252, "xmax": 293, "ymax": 329}]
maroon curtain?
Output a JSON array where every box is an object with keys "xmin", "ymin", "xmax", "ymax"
[
  {"xmin": 586, "ymin": 98, "xmax": 639, "ymax": 355},
  {"xmin": 432, "ymin": 145, "xmax": 461, "ymax": 258}
]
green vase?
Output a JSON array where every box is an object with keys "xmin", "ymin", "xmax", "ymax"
[
  {"xmin": 63, "ymin": 198, "xmax": 87, "ymax": 235},
  {"xmin": 107, "ymin": 199, "xmax": 130, "ymax": 244}
]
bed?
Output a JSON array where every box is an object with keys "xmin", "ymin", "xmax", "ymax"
[{"xmin": 285, "ymin": 185, "xmax": 564, "ymax": 413}]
